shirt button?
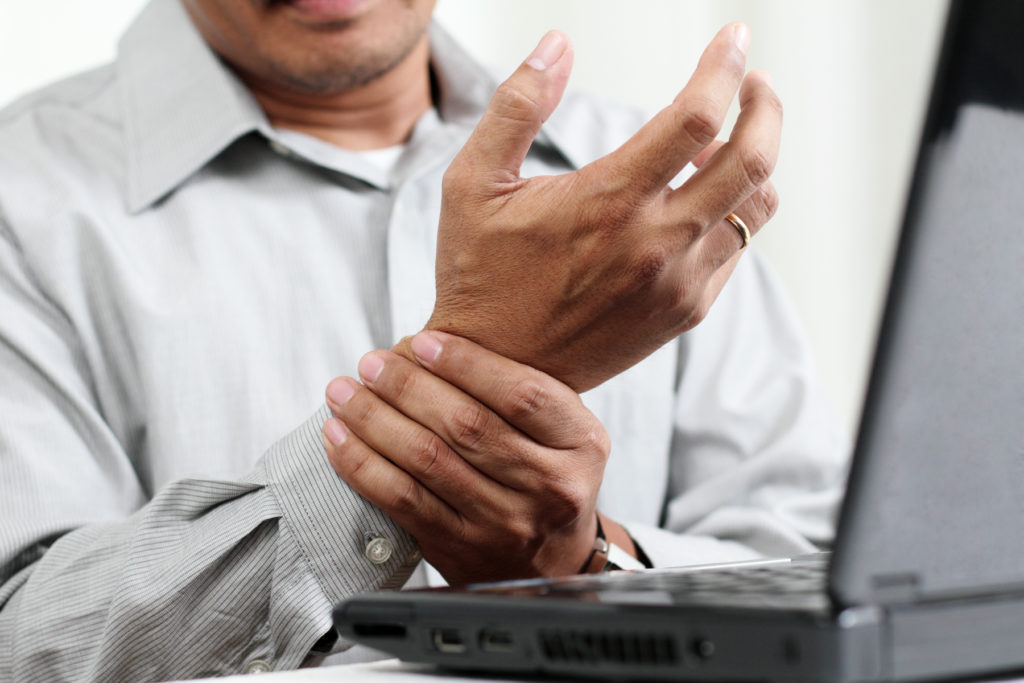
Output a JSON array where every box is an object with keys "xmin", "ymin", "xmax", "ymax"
[
  {"xmin": 244, "ymin": 659, "xmax": 272, "ymax": 674},
  {"xmin": 268, "ymin": 140, "xmax": 292, "ymax": 157},
  {"xmin": 364, "ymin": 536, "xmax": 393, "ymax": 564}
]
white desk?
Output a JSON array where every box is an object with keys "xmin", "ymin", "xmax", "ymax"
[
  {"xmin": 198, "ymin": 659, "xmax": 508, "ymax": 682},
  {"xmin": 194, "ymin": 658, "xmax": 1024, "ymax": 683}
]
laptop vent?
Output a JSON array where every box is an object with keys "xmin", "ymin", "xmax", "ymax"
[{"xmin": 538, "ymin": 629, "xmax": 677, "ymax": 666}]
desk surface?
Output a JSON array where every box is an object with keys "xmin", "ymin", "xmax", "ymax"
[
  {"xmin": 190, "ymin": 658, "xmax": 1024, "ymax": 683},
  {"xmin": 194, "ymin": 659, "xmax": 502, "ymax": 682}
]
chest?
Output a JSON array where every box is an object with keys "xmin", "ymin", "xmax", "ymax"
[{"xmin": 21, "ymin": 142, "xmax": 680, "ymax": 522}]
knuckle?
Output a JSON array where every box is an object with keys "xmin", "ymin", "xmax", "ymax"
[
  {"xmin": 389, "ymin": 478, "xmax": 423, "ymax": 517},
  {"xmin": 670, "ymin": 273, "xmax": 706, "ymax": 329},
  {"xmin": 756, "ymin": 183, "xmax": 780, "ymax": 223},
  {"xmin": 583, "ymin": 426, "xmax": 612, "ymax": 460},
  {"xmin": 738, "ymin": 146, "xmax": 774, "ymax": 188},
  {"xmin": 576, "ymin": 166, "xmax": 645, "ymax": 228},
  {"xmin": 503, "ymin": 378, "xmax": 548, "ymax": 423},
  {"xmin": 533, "ymin": 473, "xmax": 587, "ymax": 523},
  {"xmin": 492, "ymin": 82, "xmax": 542, "ymax": 124},
  {"xmin": 448, "ymin": 403, "xmax": 490, "ymax": 451},
  {"xmin": 341, "ymin": 448, "xmax": 369, "ymax": 480},
  {"xmin": 549, "ymin": 481, "xmax": 587, "ymax": 522},
  {"xmin": 409, "ymin": 432, "xmax": 448, "ymax": 480},
  {"xmin": 505, "ymin": 515, "xmax": 540, "ymax": 552},
  {"xmin": 685, "ymin": 289, "xmax": 715, "ymax": 329},
  {"xmin": 347, "ymin": 387, "xmax": 377, "ymax": 426},
  {"xmin": 678, "ymin": 97, "xmax": 720, "ymax": 149},
  {"xmin": 387, "ymin": 363, "xmax": 418, "ymax": 403},
  {"xmin": 631, "ymin": 243, "xmax": 672, "ymax": 285}
]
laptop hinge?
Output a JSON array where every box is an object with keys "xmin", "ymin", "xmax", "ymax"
[{"xmin": 870, "ymin": 572, "xmax": 921, "ymax": 604}]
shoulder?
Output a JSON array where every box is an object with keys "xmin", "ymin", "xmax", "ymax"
[
  {"xmin": 0, "ymin": 64, "xmax": 126, "ymax": 229},
  {"xmin": 0, "ymin": 64, "xmax": 120, "ymax": 147}
]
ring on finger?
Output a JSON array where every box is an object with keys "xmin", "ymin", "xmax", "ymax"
[{"xmin": 724, "ymin": 212, "xmax": 751, "ymax": 249}]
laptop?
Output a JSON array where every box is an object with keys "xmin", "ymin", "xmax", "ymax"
[{"xmin": 333, "ymin": 1, "xmax": 1024, "ymax": 680}]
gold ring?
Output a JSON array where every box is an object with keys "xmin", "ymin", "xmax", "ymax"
[{"xmin": 724, "ymin": 212, "xmax": 750, "ymax": 249}]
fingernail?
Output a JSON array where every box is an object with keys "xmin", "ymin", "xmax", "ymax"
[
  {"xmin": 324, "ymin": 418, "xmax": 348, "ymax": 446},
  {"xmin": 526, "ymin": 30, "xmax": 567, "ymax": 71},
  {"xmin": 733, "ymin": 23, "xmax": 751, "ymax": 55},
  {"xmin": 358, "ymin": 352, "xmax": 385, "ymax": 383},
  {"xmin": 326, "ymin": 378, "xmax": 356, "ymax": 406},
  {"xmin": 411, "ymin": 332, "xmax": 442, "ymax": 364},
  {"xmin": 761, "ymin": 70, "xmax": 775, "ymax": 88}
]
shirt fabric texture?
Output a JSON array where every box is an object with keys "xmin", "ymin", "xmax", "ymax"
[{"xmin": 0, "ymin": 0, "xmax": 849, "ymax": 679}]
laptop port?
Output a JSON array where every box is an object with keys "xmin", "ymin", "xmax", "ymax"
[
  {"xmin": 479, "ymin": 628, "xmax": 515, "ymax": 653},
  {"xmin": 352, "ymin": 622, "xmax": 406, "ymax": 639},
  {"xmin": 431, "ymin": 628, "xmax": 467, "ymax": 654},
  {"xmin": 689, "ymin": 637, "xmax": 715, "ymax": 661}
]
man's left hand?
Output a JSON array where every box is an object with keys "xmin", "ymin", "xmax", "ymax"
[{"xmin": 321, "ymin": 331, "xmax": 613, "ymax": 585}]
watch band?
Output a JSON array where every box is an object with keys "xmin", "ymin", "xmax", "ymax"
[{"xmin": 577, "ymin": 513, "xmax": 648, "ymax": 573}]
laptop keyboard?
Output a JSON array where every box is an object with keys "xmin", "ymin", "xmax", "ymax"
[{"xmin": 472, "ymin": 555, "xmax": 832, "ymax": 612}]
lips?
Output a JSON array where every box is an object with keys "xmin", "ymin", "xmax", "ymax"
[{"xmin": 281, "ymin": 0, "xmax": 372, "ymax": 22}]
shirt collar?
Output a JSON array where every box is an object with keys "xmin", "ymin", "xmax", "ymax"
[
  {"xmin": 118, "ymin": 0, "xmax": 583, "ymax": 213},
  {"xmin": 118, "ymin": 0, "xmax": 269, "ymax": 213}
]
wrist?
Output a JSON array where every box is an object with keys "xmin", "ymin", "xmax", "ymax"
[{"xmin": 577, "ymin": 512, "xmax": 650, "ymax": 574}]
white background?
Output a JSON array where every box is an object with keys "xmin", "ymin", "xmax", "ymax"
[{"xmin": 0, "ymin": 0, "xmax": 948, "ymax": 433}]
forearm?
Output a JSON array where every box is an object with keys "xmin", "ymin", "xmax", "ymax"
[{"xmin": 0, "ymin": 407, "xmax": 419, "ymax": 681}]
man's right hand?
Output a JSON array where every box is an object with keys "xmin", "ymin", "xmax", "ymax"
[{"xmin": 425, "ymin": 23, "xmax": 781, "ymax": 393}]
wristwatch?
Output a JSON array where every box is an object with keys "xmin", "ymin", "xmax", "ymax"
[{"xmin": 579, "ymin": 514, "xmax": 648, "ymax": 573}]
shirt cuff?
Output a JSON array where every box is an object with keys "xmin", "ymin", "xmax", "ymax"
[
  {"xmin": 621, "ymin": 522, "xmax": 762, "ymax": 569},
  {"xmin": 263, "ymin": 404, "xmax": 422, "ymax": 603}
]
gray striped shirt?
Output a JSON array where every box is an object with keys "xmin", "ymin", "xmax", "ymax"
[{"xmin": 0, "ymin": 0, "xmax": 848, "ymax": 679}]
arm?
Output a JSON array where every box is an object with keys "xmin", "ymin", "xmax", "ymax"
[
  {"xmin": 323, "ymin": 259, "xmax": 847, "ymax": 582},
  {"xmin": 0, "ymin": 222, "xmax": 417, "ymax": 680},
  {"xmin": 315, "ymin": 25, "xmax": 791, "ymax": 581}
]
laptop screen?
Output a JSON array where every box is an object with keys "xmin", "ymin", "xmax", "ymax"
[{"xmin": 831, "ymin": 0, "xmax": 1024, "ymax": 605}]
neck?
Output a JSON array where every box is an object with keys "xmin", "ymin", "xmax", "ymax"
[{"xmin": 246, "ymin": 36, "xmax": 432, "ymax": 150}]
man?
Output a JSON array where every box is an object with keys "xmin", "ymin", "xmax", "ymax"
[{"xmin": 0, "ymin": 0, "xmax": 846, "ymax": 679}]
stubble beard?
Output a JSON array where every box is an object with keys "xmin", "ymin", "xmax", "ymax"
[
  {"xmin": 258, "ymin": 0, "xmax": 428, "ymax": 96},
  {"xmin": 272, "ymin": 32, "xmax": 424, "ymax": 95}
]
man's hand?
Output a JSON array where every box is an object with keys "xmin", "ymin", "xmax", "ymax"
[
  {"xmin": 426, "ymin": 24, "xmax": 781, "ymax": 392},
  {"xmin": 321, "ymin": 331, "xmax": 615, "ymax": 585}
]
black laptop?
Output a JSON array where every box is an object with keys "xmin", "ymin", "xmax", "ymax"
[{"xmin": 333, "ymin": 1, "xmax": 1024, "ymax": 680}]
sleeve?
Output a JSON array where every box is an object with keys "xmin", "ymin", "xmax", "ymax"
[
  {"xmin": 0, "ymin": 219, "xmax": 419, "ymax": 681},
  {"xmin": 625, "ymin": 254, "xmax": 852, "ymax": 568}
]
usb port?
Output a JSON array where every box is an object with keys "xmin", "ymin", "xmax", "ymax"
[
  {"xmin": 431, "ymin": 628, "xmax": 466, "ymax": 654},
  {"xmin": 479, "ymin": 628, "xmax": 515, "ymax": 653}
]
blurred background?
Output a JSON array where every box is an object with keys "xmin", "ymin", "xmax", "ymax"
[{"xmin": 0, "ymin": 0, "xmax": 947, "ymax": 434}]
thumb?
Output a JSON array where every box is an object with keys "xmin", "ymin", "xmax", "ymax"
[{"xmin": 458, "ymin": 30, "xmax": 573, "ymax": 184}]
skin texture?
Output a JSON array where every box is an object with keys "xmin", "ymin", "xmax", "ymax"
[
  {"xmin": 427, "ymin": 25, "xmax": 782, "ymax": 393},
  {"xmin": 180, "ymin": 3, "xmax": 782, "ymax": 581},
  {"xmin": 182, "ymin": 0, "xmax": 437, "ymax": 148},
  {"xmin": 323, "ymin": 331, "xmax": 611, "ymax": 584}
]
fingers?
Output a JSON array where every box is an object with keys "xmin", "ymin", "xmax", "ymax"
[
  {"xmin": 666, "ymin": 70, "xmax": 782, "ymax": 236},
  {"xmin": 324, "ymin": 376, "xmax": 506, "ymax": 513},
  {"xmin": 449, "ymin": 30, "xmax": 574, "ymax": 187},
  {"xmin": 320, "ymin": 413, "xmax": 461, "ymax": 541},
  {"xmin": 408, "ymin": 331, "xmax": 607, "ymax": 452},
  {"xmin": 705, "ymin": 178, "xmax": 779, "ymax": 264},
  {"xmin": 329, "ymin": 351, "xmax": 565, "ymax": 489},
  {"xmin": 593, "ymin": 23, "xmax": 749, "ymax": 196}
]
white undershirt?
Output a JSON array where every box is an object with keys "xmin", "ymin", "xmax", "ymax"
[{"xmin": 355, "ymin": 143, "xmax": 406, "ymax": 174}]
